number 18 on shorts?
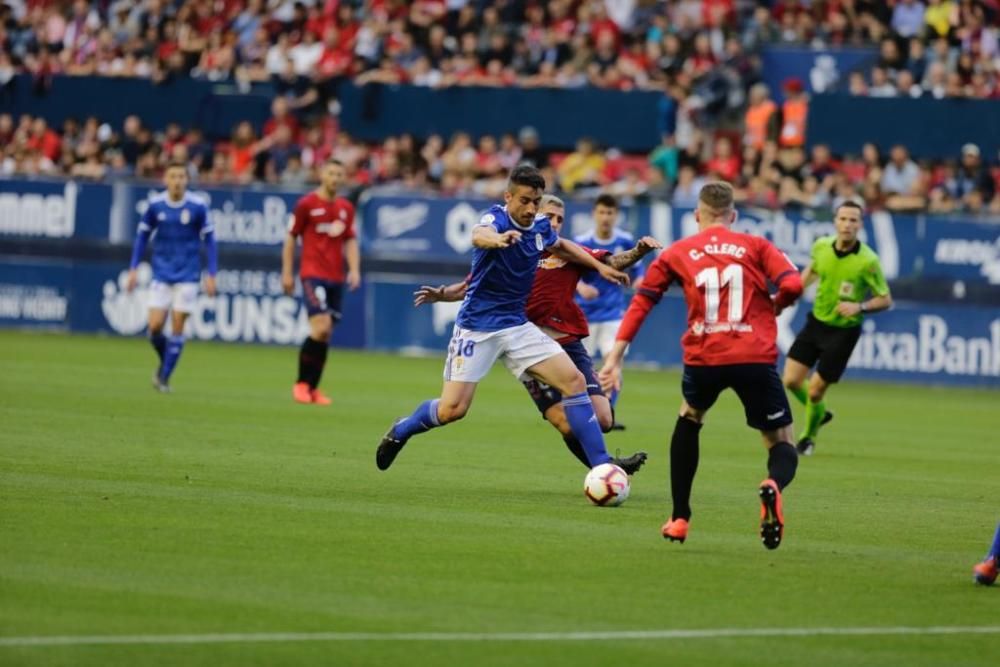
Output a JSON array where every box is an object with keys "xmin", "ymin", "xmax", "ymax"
[{"xmin": 442, "ymin": 322, "xmax": 565, "ymax": 383}]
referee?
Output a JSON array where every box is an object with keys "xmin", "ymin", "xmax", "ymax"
[{"xmin": 782, "ymin": 201, "xmax": 893, "ymax": 456}]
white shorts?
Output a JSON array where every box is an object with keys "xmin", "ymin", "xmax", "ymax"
[
  {"xmin": 148, "ymin": 281, "xmax": 199, "ymax": 313},
  {"xmin": 582, "ymin": 320, "xmax": 623, "ymax": 359},
  {"xmin": 443, "ymin": 321, "xmax": 565, "ymax": 383}
]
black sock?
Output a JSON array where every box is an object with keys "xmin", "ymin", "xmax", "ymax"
[
  {"xmin": 297, "ymin": 337, "xmax": 328, "ymax": 388},
  {"xmin": 670, "ymin": 416, "xmax": 702, "ymax": 521},
  {"xmin": 767, "ymin": 442, "xmax": 799, "ymax": 491},
  {"xmin": 562, "ymin": 434, "xmax": 591, "ymax": 468},
  {"xmin": 150, "ymin": 333, "xmax": 166, "ymax": 362}
]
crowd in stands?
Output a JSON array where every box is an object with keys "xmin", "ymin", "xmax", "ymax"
[
  {"xmin": 4, "ymin": 102, "xmax": 998, "ymax": 214},
  {"xmin": 1, "ymin": 1, "xmax": 999, "ymax": 214},
  {"xmin": 1, "ymin": 1, "xmax": 996, "ymax": 97},
  {"xmin": 842, "ymin": 0, "xmax": 1000, "ymax": 100}
]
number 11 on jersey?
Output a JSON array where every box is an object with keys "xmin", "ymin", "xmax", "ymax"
[{"xmin": 695, "ymin": 265, "xmax": 744, "ymax": 324}]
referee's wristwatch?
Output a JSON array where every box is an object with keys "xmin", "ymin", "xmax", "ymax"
[{"xmin": 859, "ymin": 302, "xmax": 868, "ymax": 314}]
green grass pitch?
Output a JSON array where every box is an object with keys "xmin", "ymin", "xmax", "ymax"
[{"xmin": 1, "ymin": 330, "xmax": 998, "ymax": 666}]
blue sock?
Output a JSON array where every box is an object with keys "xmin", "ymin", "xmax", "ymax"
[
  {"xmin": 989, "ymin": 522, "xmax": 1000, "ymax": 558},
  {"xmin": 160, "ymin": 335, "xmax": 185, "ymax": 382},
  {"xmin": 610, "ymin": 385, "xmax": 620, "ymax": 409},
  {"xmin": 150, "ymin": 333, "xmax": 166, "ymax": 362},
  {"xmin": 393, "ymin": 399, "xmax": 441, "ymax": 441},
  {"xmin": 562, "ymin": 392, "xmax": 611, "ymax": 466}
]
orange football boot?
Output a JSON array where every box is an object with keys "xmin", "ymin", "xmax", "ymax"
[
  {"xmin": 661, "ymin": 518, "xmax": 689, "ymax": 543},
  {"xmin": 974, "ymin": 556, "xmax": 998, "ymax": 585},
  {"xmin": 759, "ymin": 478, "xmax": 784, "ymax": 550},
  {"xmin": 311, "ymin": 388, "xmax": 332, "ymax": 406},
  {"xmin": 292, "ymin": 382, "xmax": 313, "ymax": 404}
]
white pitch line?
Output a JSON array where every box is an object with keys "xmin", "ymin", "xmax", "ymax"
[{"xmin": 3, "ymin": 626, "xmax": 1000, "ymax": 648}]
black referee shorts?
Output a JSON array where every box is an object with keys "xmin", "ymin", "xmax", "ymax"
[
  {"xmin": 681, "ymin": 363, "xmax": 793, "ymax": 432},
  {"xmin": 787, "ymin": 313, "xmax": 862, "ymax": 383}
]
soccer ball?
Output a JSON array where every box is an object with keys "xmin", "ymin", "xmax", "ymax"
[{"xmin": 583, "ymin": 463, "xmax": 630, "ymax": 507}]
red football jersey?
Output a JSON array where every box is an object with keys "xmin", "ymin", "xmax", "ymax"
[
  {"xmin": 289, "ymin": 191, "xmax": 356, "ymax": 282},
  {"xmin": 618, "ymin": 225, "xmax": 801, "ymax": 366},
  {"xmin": 526, "ymin": 247, "xmax": 609, "ymax": 340}
]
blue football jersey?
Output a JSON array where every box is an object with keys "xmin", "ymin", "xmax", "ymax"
[
  {"xmin": 574, "ymin": 228, "xmax": 643, "ymax": 323},
  {"xmin": 456, "ymin": 204, "xmax": 559, "ymax": 332},
  {"xmin": 139, "ymin": 193, "xmax": 213, "ymax": 283}
]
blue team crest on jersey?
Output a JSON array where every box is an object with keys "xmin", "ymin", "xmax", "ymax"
[
  {"xmin": 535, "ymin": 233, "xmax": 544, "ymax": 251},
  {"xmin": 180, "ymin": 209, "xmax": 191, "ymax": 225}
]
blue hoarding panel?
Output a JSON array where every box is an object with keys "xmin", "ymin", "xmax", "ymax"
[
  {"xmin": 0, "ymin": 258, "xmax": 365, "ymax": 348},
  {"xmin": 759, "ymin": 46, "xmax": 876, "ymax": 101},
  {"xmin": 0, "ymin": 179, "xmax": 113, "ymax": 240},
  {"xmin": 367, "ymin": 273, "xmax": 1000, "ymax": 388}
]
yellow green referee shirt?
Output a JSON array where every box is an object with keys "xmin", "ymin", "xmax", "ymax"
[{"xmin": 809, "ymin": 236, "xmax": 890, "ymax": 328}]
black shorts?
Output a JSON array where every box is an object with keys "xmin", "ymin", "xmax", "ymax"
[
  {"xmin": 682, "ymin": 363, "xmax": 793, "ymax": 432},
  {"xmin": 787, "ymin": 313, "xmax": 862, "ymax": 383},
  {"xmin": 523, "ymin": 339, "xmax": 604, "ymax": 415},
  {"xmin": 301, "ymin": 278, "xmax": 344, "ymax": 320}
]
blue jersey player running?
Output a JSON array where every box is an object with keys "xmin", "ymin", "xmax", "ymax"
[
  {"xmin": 127, "ymin": 162, "xmax": 218, "ymax": 392},
  {"xmin": 574, "ymin": 194, "xmax": 645, "ymax": 429},
  {"xmin": 376, "ymin": 165, "xmax": 631, "ymax": 473}
]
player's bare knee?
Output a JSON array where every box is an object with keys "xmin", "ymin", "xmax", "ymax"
[
  {"xmin": 311, "ymin": 322, "xmax": 333, "ymax": 342},
  {"xmin": 678, "ymin": 402, "xmax": 705, "ymax": 423},
  {"xmin": 563, "ymin": 370, "xmax": 587, "ymax": 395},
  {"xmin": 598, "ymin": 411, "xmax": 614, "ymax": 432},
  {"xmin": 546, "ymin": 411, "xmax": 572, "ymax": 436},
  {"xmin": 438, "ymin": 401, "xmax": 469, "ymax": 423},
  {"xmin": 763, "ymin": 426, "xmax": 795, "ymax": 447},
  {"xmin": 807, "ymin": 382, "xmax": 828, "ymax": 403},
  {"xmin": 808, "ymin": 388, "xmax": 827, "ymax": 403}
]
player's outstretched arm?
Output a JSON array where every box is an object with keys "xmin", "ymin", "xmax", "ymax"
[
  {"xmin": 760, "ymin": 240, "xmax": 804, "ymax": 314},
  {"xmin": 472, "ymin": 225, "xmax": 521, "ymax": 249},
  {"xmin": 800, "ymin": 264, "xmax": 819, "ymax": 288},
  {"xmin": 345, "ymin": 237, "xmax": 361, "ymax": 291},
  {"xmin": 280, "ymin": 232, "xmax": 297, "ymax": 295},
  {"xmin": 603, "ymin": 252, "xmax": 674, "ymax": 383},
  {"xmin": 202, "ymin": 228, "xmax": 218, "ymax": 297},
  {"xmin": 414, "ymin": 281, "xmax": 469, "ymax": 306},
  {"xmin": 606, "ymin": 236, "xmax": 663, "ymax": 271},
  {"xmin": 548, "ymin": 238, "xmax": 630, "ymax": 286},
  {"xmin": 598, "ymin": 340, "xmax": 628, "ymax": 393}
]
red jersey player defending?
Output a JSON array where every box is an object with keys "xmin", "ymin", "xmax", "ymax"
[
  {"xmin": 281, "ymin": 160, "xmax": 361, "ymax": 405},
  {"xmin": 414, "ymin": 195, "xmax": 659, "ymax": 473},
  {"xmin": 599, "ymin": 182, "xmax": 803, "ymax": 549}
]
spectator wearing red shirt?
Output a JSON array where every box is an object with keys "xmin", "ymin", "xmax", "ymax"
[
  {"xmin": 305, "ymin": 4, "xmax": 332, "ymax": 39},
  {"xmin": 706, "ymin": 136, "xmax": 741, "ymax": 182},
  {"xmin": 590, "ymin": 4, "xmax": 622, "ymax": 50},
  {"xmin": 227, "ymin": 120, "xmax": 258, "ymax": 181},
  {"xmin": 335, "ymin": 3, "xmax": 360, "ymax": 51},
  {"xmin": 27, "ymin": 117, "xmax": 61, "ymax": 161},
  {"xmin": 156, "ymin": 20, "xmax": 180, "ymax": 62},
  {"xmin": 263, "ymin": 97, "xmax": 300, "ymax": 142},
  {"xmin": 316, "ymin": 27, "xmax": 354, "ymax": 79},
  {"xmin": 703, "ymin": 0, "xmax": 735, "ymax": 28},
  {"xmin": 687, "ymin": 33, "xmax": 717, "ymax": 79}
]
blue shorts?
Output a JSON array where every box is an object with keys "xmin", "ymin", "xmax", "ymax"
[
  {"xmin": 681, "ymin": 363, "xmax": 793, "ymax": 431},
  {"xmin": 301, "ymin": 278, "xmax": 344, "ymax": 320},
  {"xmin": 523, "ymin": 339, "xmax": 604, "ymax": 416}
]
